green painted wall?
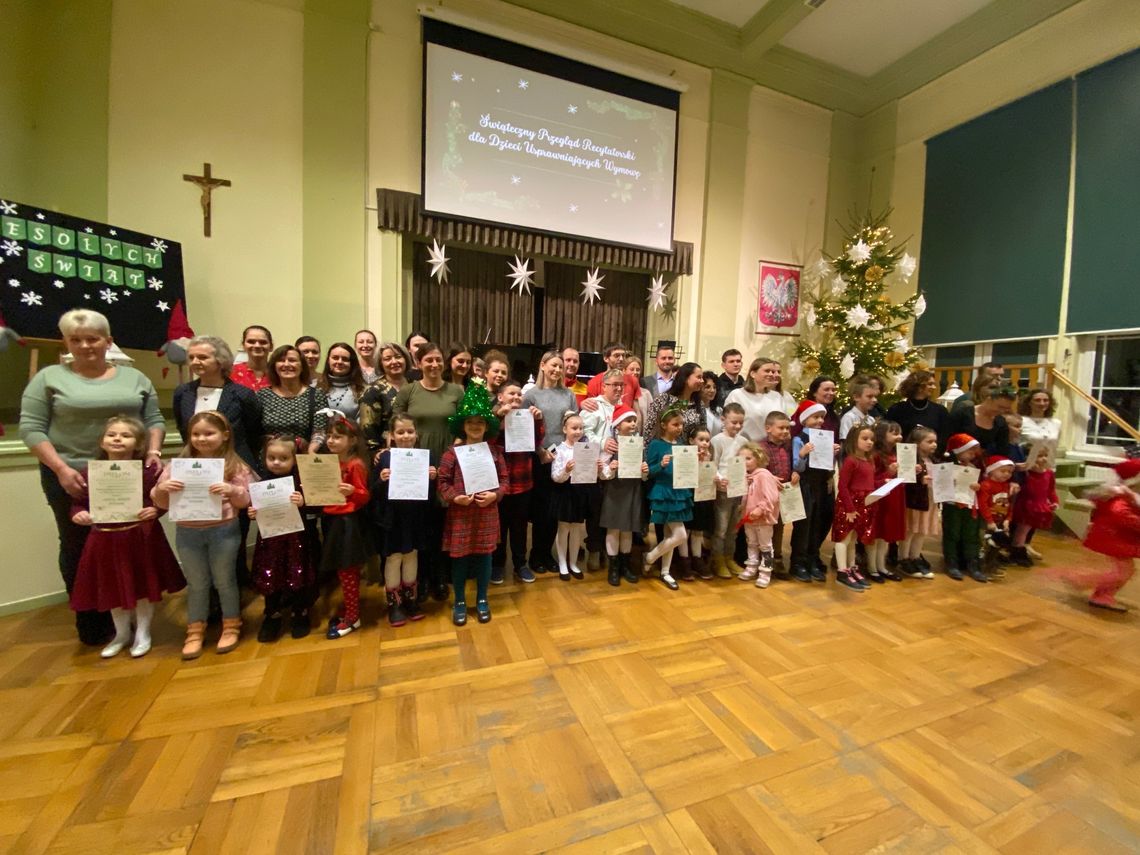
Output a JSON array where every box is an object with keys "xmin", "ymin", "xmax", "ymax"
[{"xmin": 302, "ymin": 0, "xmax": 370, "ymax": 348}]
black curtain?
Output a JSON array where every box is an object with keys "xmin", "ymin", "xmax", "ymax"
[{"xmin": 542, "ymin": 262, "xmax": 647, "ymax": 357}]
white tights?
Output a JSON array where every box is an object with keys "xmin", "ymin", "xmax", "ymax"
[
  {"xmin": 900, "ymin": 531, "xmax": 925, "ymax": 560},
  {"xmin": 556, "ymin": 521, "xmax": 586, "ymax": 575},
  {"xmin": 868, "ymin": 540, "xmax": 889, "ymax": 573},
  {"xmin": 647, "ymin": 522, "xmax": 688, "ymax": 576},
  {"xmin": 833, "ymin": 532, "xmax": 856, "ymax": 570},
  {"xmin": 605, "ymin": 529, "xmax": 633, "ymax": 556},
  {"xmin": 384, "ymin": 551, "xmax": 419, "ymax": 590},
  {"xmin": 110, "ymin": 599, "xmax": 154, "ymax": 645}
]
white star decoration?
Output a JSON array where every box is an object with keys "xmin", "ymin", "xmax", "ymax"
[
  {"xmin": 580, "ymin": 267, "xmax": 605, "ymax": 305},
  {"xmin": 426, "ymin": 239, "xmax": 450, "ymax": 284},
  {"xmin": 518, "ymin": 79, "xmax": 529, "ymax": 90},
  {"xmin": 35, "ymin": 213, "xmax": 45, "ymax": 221},
  {"xmin": 805, "ymin": 305, "xmax": 816, "ymax": 328},
  {"xmin": 845, "ymin": 304, "xmax": 871, "ymax": 328},
  {"xmin": 914, "ymin": 294, "xmax": 927, "ymax": 318},
  {"xmin": 567, "ymin": 105, "xmax": 577, "ymax": 114},
  {"xmin": 150, "ymin": 238, "xmax": 168, "ymax": 253},
  {"xmin": 156, "ymin": 300, "xmax": 170, "ymax": 312},
  {"xmin": 898, "ymin": 253, "xmax": 917, "ymax": 279},
  {"xmin": 84, "ymin": 226, "xmax": 94, "ymax": 233},
  {"xmin": 147, "ymin": 276, "xmax": 163, "ymax": 291},
  {"xmin": 451, "ymin": 72, "xmax": 463, "ymax": 82},
  {"xmin": 894, "ymin": 336, "xmax": 910, "ymax": 354},
  {"xmin": 568, "ymin": 204, "xmax": 578, "ymax": 213},
  {"xmin": 0, "ymin": 200, "xmax": 16, "ymax": 215},
  {"xmin": 53, "ymin": 279, "xmax": 65, "ymax": 289},
  {"xmin": 507, "ymin": 255, "xmax": 535, "ymax": 296},
  {"xmin": 109, "ymin": 229, "xmax": 117, "ymax": 236},
  {"xmin": 510, "ymin": 175, "xmax": 521, "ymax": 186},
  {"xmin": 647, "ymin": 274, "xmax": 668, "ymax": 312},
  {"xmin": 831, "ymin": 274, "xmax": 846, "ymax": 295},
  {"xmin": 7, "ymin": 278, "xmax": 19, "ymax": 288},
  {"xmin": 20, "ymin": 291, "xmax": 42, "ymax": 307},
  {"xmin": 2, "ymin": 240, "xmax": 23, "ymax": 257},
  {"xmin": 846, "ymin": 240, "xmax": 871, "ymax": 264},
  {"xmin": 809, "ymin": 258, "xmax": 832, "ymax": 281},
  {"xmin": 99, "ymin": 288, "xmax": 118, "ymax": 304},
  {"xmin": 840, "ymin": 353, "xmax": 856, "ymax": 379}
]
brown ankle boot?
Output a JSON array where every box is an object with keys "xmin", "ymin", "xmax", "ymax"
[
  {"xmin": 182, "ymin": 621, "xmax": 206, "ymax": 660},
  {"xmin": 216, "ymin": 617, "xmax": 242, "ymax": 654},
  {"xmin": 676, "ymin": 555, "xmax": 695, "ymax": 582}
]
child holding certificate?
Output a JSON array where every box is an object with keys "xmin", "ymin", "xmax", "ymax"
[
  {"xmin": 248, "ymin": 435, "xmax": 320, "ymax": 642},
  {"xmin": 867, "ymin": 421, "xmax": 906, "ymax": 583},
  {"xmin": 831, "ymin": 425, "xmax": 878, "ymax": 592},
  {"xmin": 437, "ymin": 383, "xmax": 507, "ymax": 626},
  {"xmin": 738, "ymin": 443, "xmax": 781, "ymax": 588},
  {"xmin": 598, "ymin": 405, "xmax": 646, "ymax": 586},
  {"xmin": 643, "ymin": 408, "xmax": 692, "ymax": 591},
  {"xmin": 321, "ymin": 417, "xmax": 373, "ymax": 638},
  {"xmin": 490, "ymin": 380, "xmax": 545, "ymax": 586},
  {"xmin": 685, "ymin": 425, "xmax": 715, "ymax": 580},
  {"xmin": 789, "ymin": 402, "xmax": 832, "ymax": 584},
  {"xmin": 758, "ymin": 411, "xmax": 796, "ymax": 574},
  {"xmin": 941, "ymin": 434, "xmax": 984, "ymax": 583},
  {"xmin": 153, "ymin": 411, "xmax": 255, "ymax": 659},
  {"xmin": 371, "ymin": 414, "xmax": 433, "ymax": 627},
  {"xmin": 550, "ymin": 412, "xmax": 601, "ymax": 581},
  {"xmin": 70, "ymin": 416, "xmax": 184, "ymax": 659},
  {"xmin": 900, "ymin": 427, "xmax": 940, "ymax": 579},
  {"xmin": 709, "ymin": 402, "xmax": 748, "ymax": 579}
]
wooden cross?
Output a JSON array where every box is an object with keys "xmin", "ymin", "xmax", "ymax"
[{"xmin": 182, "ymin": 162, "xmax": 231, "ymax": 237}]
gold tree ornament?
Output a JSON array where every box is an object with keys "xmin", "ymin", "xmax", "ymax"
[{"xmin": 864, "ymin": 265, "xmax": 885, "ymax": 283}]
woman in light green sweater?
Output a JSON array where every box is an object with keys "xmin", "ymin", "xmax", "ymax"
[{"xmin": 19, "ymin": 309, "xmax": 165, "ymax": 644}]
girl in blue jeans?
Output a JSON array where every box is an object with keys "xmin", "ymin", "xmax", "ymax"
[{"xmin": 153, "ymin": 411, "xmax": 256, "ymax": 660}]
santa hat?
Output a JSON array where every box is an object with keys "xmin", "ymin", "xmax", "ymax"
[
  {"xmin": 985, "ymin": 455, "xmax": 1015, "ymax": 474},
  {"xmin": 793, "ymin": 400, "xmax": 826, "ymax": 426},
  {"xmin": 611, "ymin": 404, "xmax": 637, "ymax": 428},
  {"xmin": 947, "ymin": 434, "xmax": 979, "ymax": 456},
  {"xmin": 1113, "ymin": 458, "xmax": 1140, "ymax": 487}
]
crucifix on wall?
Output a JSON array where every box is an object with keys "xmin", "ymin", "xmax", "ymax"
[{"xmin": 182, "ymin": 162, "xmax": 231, "ymax": 237}]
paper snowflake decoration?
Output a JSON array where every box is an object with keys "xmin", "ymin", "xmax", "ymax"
[
  {"xmin": 898, "ymin": 253, "xmax": 917, "ymax": 279},
  {"xmin": 831, "ymin": 274, "xmax": 846, "ymax": 295},
  {"xmin": 785, "ymin": 359, "xmax": 803, "ymax": 381},
  {"xmin": 426, "ymin": 239, "xmax": 450, "ymax": 284},
  {"xmin": 149, "ymin": 238, "xmax": 168, "ymax": 253},
  {"xmin": 894, "ymin": 336, "xmax": 910, "ymax": 354},
  {"xmin": 35, "ymin": 213, "xmax": 45, "ymax": 221},
  {"xmin": 510, "ymin": 175, "xmax": 521, "ymax": 185},
  {"xmin": 913, "ymin": 294, "xmax": 927, "ymax": 318},
  {"xmin": 518, "ymin": 79, "xmax": 529, "ymax": 90},
  {"xmin": 7, "ymin": 278, "xmax": 19, "ymax": 288},
  {"xmin": 805, "ymin": 305, "xmax": 816, "ymax": 328},
  {"xmin": 99, "ymin": 288, "xmax": 119, "ymax": 304},
  {"xmin": 647, "ymin": 274, "xmax": 668, "ymax": 311},
  {"xmin": 147, "ymin": 276, "xmax": 163, "ymax": 291},
  {"xmin": 450, "ymin": 72, "xmax": 463, "ymax": 82},
  {"xmin": 20, "ymin": 291, "xmax": 42, "ymax": 307},
  {"xmin": 2, "ymin": 240, "xmax": 23, "ymax": 257},
  {"xmin": 109, "ymin": 229, "xmax": 117, "ymax": 236},
  {"xmin": 156, "ymin": 300, "xmax": 170, "ymax": 312},
  {"xmin": 809, "ymin": 258, "xmax": 832, "ymax": 281},
  {"xmin": 845, "ymin": 304, "xmax": 871, "ymax": 328},
  {"xmin": 0, "ymin": 200, "xmax": 16, "ymax": 215},
  {"xmin": 507, "ymin": 254, "xmax": 535, "ymax": 296},
  {"xmin": 840, "ymin": 353, "xmax": 856, "ymax": 379},
  {"xmin": 568, "ymin": 204, "xmax": 578, "ymax": 213},
  {"xmin": 580, "ymin": 267, "xmax": 605, "ymax": 305},
  {"xmin": 567, "ymin": 104, "xmax": 578, "ymax": 114},
  {"xmin": 846, "ymin": 240, "xmax": 871, "ymax": 264},
  {"xmin": 53, "ymin": 279, "xmax": 65, "ymax": 289}
]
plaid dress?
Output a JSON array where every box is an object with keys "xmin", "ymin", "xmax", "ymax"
[{"xmin": 438, "ymin": 443, "xmax": 508, "ymax": 557}]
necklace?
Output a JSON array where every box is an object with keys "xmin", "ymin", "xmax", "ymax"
[{"xmin": 910, "ymin": 398, "xmax": 930, "ymax": 411}]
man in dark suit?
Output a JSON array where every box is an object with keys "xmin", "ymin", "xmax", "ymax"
[
  {"xmin": 641, "ymin": 342, "xmax": 677, "ymax": 400},
  {"xmin": 715, "ymin": 348, "xmax": 744, "ymax": 408}
]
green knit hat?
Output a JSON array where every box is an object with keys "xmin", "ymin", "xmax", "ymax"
[{"xmin": 448, "ymin": 378, "xmax": 500, "ymax": 439}]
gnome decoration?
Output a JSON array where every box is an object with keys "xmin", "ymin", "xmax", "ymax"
[{"xmin": 157, "ymin": 299, "xmax": 195, "ymax": 379}]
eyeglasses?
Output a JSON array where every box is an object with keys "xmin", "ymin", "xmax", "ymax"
[{"xmin": 604, "ymin": 382, "xmax": 624, "ymax": 388}]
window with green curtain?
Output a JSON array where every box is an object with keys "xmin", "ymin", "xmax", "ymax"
[
  {"xmin": 1067, "ymin": 48, "xmax": 1140, "ymax": 335},
  {"xmin": 915, "ymin": 81, "xmax": 1072, "ymax": 346}
]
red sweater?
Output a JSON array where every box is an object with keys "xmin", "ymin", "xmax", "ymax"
[
  {"xmin": 977, "ymin": 478, "xmax": 1013, "ymax": 526},
  {"xmin": 324, "ymin": 458, "xmax": 370, "ymax": 515}
]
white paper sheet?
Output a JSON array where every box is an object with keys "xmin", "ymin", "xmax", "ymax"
[
  {"xmin": 725, "ymin": 455, "xmax": 747, "ymax": 498},
  {"xmin": 695, "ymin": 460, "xmax": 717, "ymax": 502},
  {"xmin": 249, "ymin": 476, "xmax": 305, "ymax": 538},
  {"xmin": 571, "ymin": 441, "xmax": 600, "ymax": 484},
  {"xmin": 297, "ymin": 454, "xmax": 347, "ymax": 506},
  {"xmin": 168, "ymin": 457, "xmax": 225, "ymax": 522},
  {"xmin": 865, "ymin": 477, "xmax": 906, "ymax": 506},
  {"xmin": 931, "ymin": 463, "xmax": 955, "ymax": 504},
  {"xmin": 807, "ymin": 428, "xmax": 835, "ymax": 471},
  {"xmin": 388, "ymin": 448, "xmax": 430, "ymax": 501},
  {"xmin": 503, "ymin": 408, "xmax": 536, "ymax": 453},
  {"xmin": 456, "ymin": 442, "xmax": 500, "ymax": 494},
  {"xmin": 953, "ymin": 464, "xmax": 979, "ymax": 507},
  {"xmin": 88, "ymin": 459, "xmax": 143, "ymax": 524},
  {"xmin": 896, "ymin": 443, "xmax": 917, "ymax": 484},
  {"xmin": 778, "ymin": 483, "xmax": 807, "ymax": 522},
  {"xmin": 671, "ymin": 445, "xmax": 698, "ymax": 489},
  {"xmin": 617, "ymin": 435, "xmax": 643, "ymax": 479}
]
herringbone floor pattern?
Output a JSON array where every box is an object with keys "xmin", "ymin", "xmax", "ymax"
[{"xmin": 0, "ymin": 532, "xmax": 1137, "ymax": 853}]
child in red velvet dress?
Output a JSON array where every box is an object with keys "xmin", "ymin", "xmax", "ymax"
[
  {"xmin": 832, "ymin": 425, "xmax": 878, "ymax": 592},
  {"xmin": 1010, "ymin": 446, "xmax": 1059, "ymax": 567},
  {"xmin": 869, "ymin": 420, "xmax": 905, "ymax": 583}
]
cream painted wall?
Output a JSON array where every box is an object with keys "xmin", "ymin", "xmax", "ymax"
[
  {"xmin": 107, "ymin": 0, "xmax": 305, "ymax": 349},
  {"xmin": 0, "ymin": 465, "xmax": 71, "ymax": 615}
]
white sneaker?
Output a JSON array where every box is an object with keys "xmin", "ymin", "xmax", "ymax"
[
  {"xmin": 1026, "ymin": 545, "xmax": 1043, "ymax": 560},
  {"xmin": 130, "ymin": 636, "xmax": 152, "ymax": 658},
  {"xmin": 739, "ymin": 565, "xmax": 758, "ymax": 581},
  {"xmin": 755, "ymin": 568, "xmax": 772, "ymax": 589},
  {"xmin": 101, "ymin": 637, "xmax": 129, "ymax": 658}
]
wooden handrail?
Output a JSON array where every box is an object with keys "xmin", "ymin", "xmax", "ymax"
[
  {"xmin": 932, "ymin": 362, "xmax": 1052, "ymax": 392},
  {"xmin": 1050, "ymin": 367, "xmax": 1140, "ymax": 442}
]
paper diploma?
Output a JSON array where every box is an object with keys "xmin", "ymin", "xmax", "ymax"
[
  {"xmin": 725, "ymin": 455, "xmax": 747, "ymax": 498},
  {"xmin": 297, "ymin": 454, "xmax": 346, "ymax": 506},
  {"xmin": 671, "ymin": 445, "xmax": 698, "ymax": 489},
  {"xmin": 865, "ymin": 477, "xmax": 906, "ymax": 506},
  {"xmin": 930, "ymin": 463, "xmax": 956, "ymax": 504},
  {"xmin": 456, "ymin": 442, "xmax": 500, "ymax": 494},
  {"xmin": 388, "ymin": 448, "xmax": 430, "ymax": 501},
  {"xmin": 807, "ymin": 429, "xmax": 835, "ymax": 471},
  {"xmin": 617, "ymin": 435, "xmax": 643, "ymax": 479},
  {"xmin": 168, "ymin": 458, "xmax": 225, "ymax": 522},
  {"xmin": 504, "ymin": 409, "xmax": 536, "ymax": 453},
  {"xmin": 249, "ymin": 477, "xmax": 304, "ymax": 538},
  {"xmin": 779, "ymin": 483, "xmax": 807, "ymax": 523},
  {"xmin": 695, "ymin": 461, "xmax": 717, "ymax": 502},
  {"xmin": 571, "ymin": 441, "xmax": 600, "ymax": 484},
  {"xmin": 953, "ymin": 465, "xmax": 979, "ymax": 507},
  {"xmin": 896, "ymin": 443, "xmax": 918, "ymax": 483},
  {"xmin": 88, "ymin": 460, "xmax": 143, "ymax": 524}
]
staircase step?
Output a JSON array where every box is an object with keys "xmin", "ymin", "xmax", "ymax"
[
  {"xmin": 1063, "ymin": 497, "xmax": 1094, "ymax": 513},
  {"xmin": 1054, "ymin": 476, "xmax": 1102, "ymax": 492}
]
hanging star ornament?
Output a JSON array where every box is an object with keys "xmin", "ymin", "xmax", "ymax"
[
  {"xmin": 898, "ymin": 253, "xmax": 917, "ymax": 279},
  {"xmin": 426, "ymin": 239, "xmax": 450, "ymax": 284},
  {"xmin": 845, "ymin": 303, "xmax": 871, "ymax": 328},
  {"xmin": 831, "ymin": 274, "xmax": 846, "ymax": 295},
  {"xmin": 647, "ymin": 274, "xmax": 668, "ymax": 312},
  {"xmin": 913, "ymin": 293, "xmax": 927, "ymax": 318},
  {"xmin": 809, "ymin": 258, "xmax": 832, "ymax": 281},
  {"xmin": 840, "ymin": 352, "xmax": 856, "ymax": 379},
  {"xmin": 846, "ymin": 240, "xmax": 872, "ymax": 264},
  {"xmin": 507, "ymin": 254, "xmax": 535, "ymax": 295},
  {"xmin": 579, "ymin": 267, "xmax": 605, "ymax": 305},
  {"xmin": 805, "ymin": 305, "xmax": 816, "ymax": 328},
  {"xmin": 894, "ymin": 336, "xmax": 910, "ymax": 354},
  {"xmin": 661, "ymin": 294, "xmax": 678, "ymax": 321}
]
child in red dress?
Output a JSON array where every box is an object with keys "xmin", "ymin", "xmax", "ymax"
[
  {"xmin": 70, "ymin": 416, "xmax": 184, "ymax": 659},
  {"xmin": 868, "ymin": 420, "xmax": 905, "ymax": 583},
  {"xmin": 977, "ymin": 455, "xmax": 1016, "ymax": 578},
  {"xmin": 832, "ymin": 425, "xmax": 878, "ymax": 591},
  {"xmin": 1010, "ymin": 446, "xmax": 1059, "ymax": 567},
  {"xmin": 1074, "ymin": 459, "xmax": 1140, "ymax": 612}
]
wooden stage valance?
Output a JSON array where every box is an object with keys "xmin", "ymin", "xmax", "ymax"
[{"xmin": 376, "ymin": 188, "xmax": 692, "ymax": 276}]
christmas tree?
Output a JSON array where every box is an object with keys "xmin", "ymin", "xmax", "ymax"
[{"xmin": 791, "ymin": 211, "xmax": 928, "ymax": 406}]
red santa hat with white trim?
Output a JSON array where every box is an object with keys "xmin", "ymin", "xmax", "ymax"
[
  {"xmin": 792, "ymin": 400, "xmax": 826, "ymax": 428},
  {"xmin": 611, "ymin": 404, "xmax": 638, "ymax": 429},
  {"xmin": 984, "ymin": 454, "xmax": 1015, "ymax": 474},
  {"xmin": 1113, "ymin": 457, "xmax": 1140, "ymax": 488},
  {"xmin": 947, "ymin": 434, "xmax": 979, "ymax": 456}
]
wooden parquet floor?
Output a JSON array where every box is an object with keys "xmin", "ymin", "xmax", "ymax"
[{"xmin": 1, "ymin": 532, "xmax": 1138, "ymax": 854}]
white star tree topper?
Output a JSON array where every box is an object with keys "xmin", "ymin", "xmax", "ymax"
[
  {"xmin": 580, "ymin": 267, "xmax": 605, "ymax": 305},
  {"xmin": 846, "ymin": 240, "xmax": 872, "ymax": 264},
  {"xmin": 507, "ymin": 254, "xmax": 535, "ymax": 296},
  {"xmin": 426, "ymin": 239, "xmax": 450, "ymax": 284},
  {"xmin": 647, "ymin": 274, "xmax": 668, "ymax": 311}
]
